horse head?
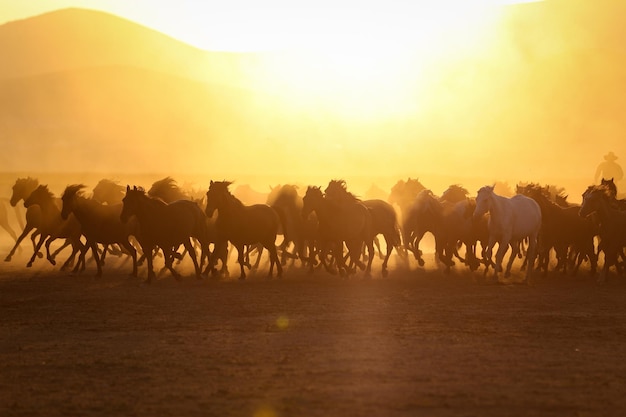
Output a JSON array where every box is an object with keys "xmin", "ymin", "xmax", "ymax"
[
  {"xmin": 10, "ymin": 177, "xmax": 39, "ymax": 206},
  {"xmin": 205, "ymin": 180, "xmax": 233, "ymax": 218},
  {"xmin": 24, "ymin": 185, "xmax": 54, "ymax": 209},
  {"xmin": 601, "ymin": 178, "xmax": 617, "ymax": 199},
  {"xmin": 61, "ymin": 184, "xmax": 87, "ymax": 220},
  {"xmin": 440, "ymin": 184, "xmax": 469, "ymax": 204},
  {"xmin": 302, "ymin": 186, "xmax": 324, "ymax": 219},
  {"xmin": 580, "ymin": 185, "xmax": 611, "ymax": 218},
  {"xmin": 473, "ymin": 185, "xmax": 495, "ymax": 220},
  {"xmin": 121, "ymin": 185, "xmax": 145, "ymax": 223}
]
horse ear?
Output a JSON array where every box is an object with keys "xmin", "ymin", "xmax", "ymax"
[
  {"xmin": 210, "ymin": 180, "xmax": 214, "ymax": 185},
  {"xmin": 126, "ymin": 185, "xmax": 130, "ymax": 192}
]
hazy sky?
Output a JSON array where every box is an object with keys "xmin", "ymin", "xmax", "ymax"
[{"xmin": 1, "ymin": 0, "xmax": 541, "ymax": 51}]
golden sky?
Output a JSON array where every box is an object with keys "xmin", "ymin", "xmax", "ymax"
[{"xmin": 1, "ymin": 0, "xmax": 540, "ymax": 51}]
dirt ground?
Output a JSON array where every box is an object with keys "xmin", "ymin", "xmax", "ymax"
[{"xmin": 1, "ymin": 241, "xmax": 626, "ymax": 417}]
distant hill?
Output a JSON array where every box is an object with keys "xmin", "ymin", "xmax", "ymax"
[{"xmin": 0, "ymin": 7, "xmax": 257, "ymax": 88}]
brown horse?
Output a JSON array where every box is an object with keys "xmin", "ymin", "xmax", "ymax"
[
  {"xmin": 62, "ymin": 184, "xmax": 140, "ymax": 278},
  {"xmin": 21, "ymin": 185, "xmax": 83, "ymax": 269},
  {"xmin": 388, "ymin": 178, "xmax": 427, "ymax": 265},
  {"xmin": 120, "ymin": 186, "xmax": 208, "ymax": 283},
  {"xmin": 325, "ymin": 180, "xmax": 400, "ymax": 277},
  {"xmin": 205, "ymin": 181, "xmax": 282, "ymax": 280},
  {"xmin": 5, "ymin": 177, "xmax": 46, "ymax": 262},
  {"xmin": 579, "ymin": 185, "xmax": 626, "ymax": 282},
  {"xmin": 523, "ymin": 185, "xmax": 597, "ymax": 277},
  {"xmin": 302, "ymin": 185, "xmax": 374, "ymax": 276},
  {"xmin": 267, "ymin": 184, "xmax": 308, "ymax": 266}
]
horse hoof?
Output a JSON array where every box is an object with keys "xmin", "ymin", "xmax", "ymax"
[
  {"xmin": 37, "ymin": 252, "xmax": 43, "ymax": 259},
  {"xmin": 4, "ymin": 257, "xmax": 11, "ymax": 262},
  {"xmin": 417, "ymin": 259, "xmax": 425, "ymax": 267}
]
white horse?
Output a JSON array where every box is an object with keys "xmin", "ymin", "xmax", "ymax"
[{"xmin": 473, "ymin": 185, "xmax": 542, "ymax": 283}]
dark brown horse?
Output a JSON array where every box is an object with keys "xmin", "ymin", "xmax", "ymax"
[
  {"xmin": 325, "ymin": 180, "xmax": 400, "ymax": 277},
  {"xmin": 5, "ymin": 177, "xmax": 47, "ymax": 262},
  {"xmin": 205, "ymin": 181, "xmax": 282, "ymax": 280},
  {"xmin": 22, "ymin": 185, "xmax": 83, "ymax": 269},
  {"xmin": 579, "ymin": 185, "xmax": 626, "ymax": 282},
  {"xmin": 62, "ymin": 184, "xmax": 140, "ymax": 278},
  {"xmin": 523, "ymin": 185, "xmax": 597, "ymax": 277},
  {"xmin": 302, "ymin": 185, "xmax": 374, "ymax": 276},
  {"xmin": 120, "ymin": 186, "xmax": 208, "ymax": 283}
]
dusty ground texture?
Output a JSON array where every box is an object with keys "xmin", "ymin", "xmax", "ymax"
[{"xmin": 1, "ymin": 247, "xmax": 626, "ymax": 417}]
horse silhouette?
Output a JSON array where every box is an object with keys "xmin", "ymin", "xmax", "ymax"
[
  {"xmin": 121, "ymin": 186, "xmax": 208, "ymax": 283},
  {"xmin": 579, "ymin": 185, "xmax": 626, "ymax": 282},
  {"xmin": 302, "ymin": 185, "xmax": 374, "ymax": 276},
  {"xmin": 62, "ymin": 184, "xmax": 140, "ymax": 278},
  {"xmin": 267, "ymin": 184, "xmax": 308, "ymax": 267},
  {"xmin": 205, "ymin": 181, "xmax": 282, "ymax": 280},
  {"xmin": 325, "ymin": 179, "xmax": 400, "ymax": 277},
  {"xmin": 0, "ymin": 198, "xmax": 18, "ymax": 242},
  {"xmin": 388, "ymin": 178, "xmax": 427, "ymax": 265},
  {"xmin": 22, "ymin": 185, "xmax": 83, "ymax": 269},
  {"xmin": 521, "ymin": 184, "xmax": 597, "ymax": 277}
]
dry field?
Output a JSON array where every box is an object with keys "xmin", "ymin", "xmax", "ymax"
[{"xmin": 1, "ymin": 239, "xmax": 626, "ymax": 417}]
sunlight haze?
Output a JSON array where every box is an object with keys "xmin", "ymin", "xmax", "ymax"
[{"xmin": 2, "ymin": 0, "xmax": 623, "ymax": 200}]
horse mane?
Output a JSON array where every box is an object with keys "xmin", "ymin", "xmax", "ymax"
[
  {"xmin": 325, "ymin": 179, "xmax": 360, "ymax": 202},
  {"xmin": 62, "ymin": 184, "xmax": 88, "ymax": 200},
  {"xmin": 148, "ymin": 177, "xmax": 189, "ymax": 202},
  {"xmin": 30, "ymin": 184, "xmax": 55, "ymax": 201}
]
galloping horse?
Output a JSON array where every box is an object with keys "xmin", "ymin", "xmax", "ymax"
[
  {"xmin": 5, "ymin": 177, "xmax": 47, "ymax": 261},
  {"xmin": 22, "ymin": 185, "xmax": 83, "ymax": 269},
  {"xmin": 473, "ymin": 185, "xmax": 542, "ymax": 283},
  {"xmin": 205, "ymin": 181, "xmax": 282, "ymax": 280},
  {"xmin": 325, "ymin": 180, "xmax": 400, "ymax": 277},
  {"xmin": 523, "ymin": 185, "xmax": 597, "ymax": 277},
  {"xmin": 62, "ymin": 184, "xmax": 139, "ymax": 278},
  {"xmin": 388, "ymin": 178, "xmax": 427, "ymax": 265},
  {"xmin": 120, "ymin": 186, "xmax": 208, "ymax": 283},
  {"xmin": 579, "ymin": 185, "xmax": 626, "ymax": 282},
  {"xmin": 302, "ymin": 185, "xmax": 374, "ymax": 276},
  {"xmin": 267, "ymin": 184, "xmax": 307, "ymax": 266}
]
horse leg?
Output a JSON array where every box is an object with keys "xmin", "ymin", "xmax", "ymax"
[
  {"xmin": 183, "ymin": 239, "xmax": 202, "ymax": 279},
  {"xmin": 504, "ymin": 242, "xmax": 519, "ymax": 278},
  {"xmin": 235, "ymin": 244, "xmax": 247, "ymax": 280},
  {"xmin": 523, "ymin": 235, "xmax": 539, "ymax": 284},
  {"xmin": 121, "ymin": 239, "xmax": 138, "ymax": 277},
  {"xmin": 493, "ymin": 239, "xmax": 510, "ymax": 282},
  {"xmin": 266, "ymin": 242, "xmax": 282, "ymax": 278},
  {"xmin": 5, "ymin": 223, "xmax": 36, "ymax": 262},
  {"xmin": 381, "ymin": 234, "xmax": 394, "ymax": 277},
  {"xmin": 27, "ymin": 234, "xmax": 48, "ymax": 267},
  {"xmin": 144, "ymin": 245, "xmax": 157, "ymax": 283}
]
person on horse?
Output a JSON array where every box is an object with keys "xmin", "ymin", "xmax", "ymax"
[{"xmin": 594, "ymin": 151, "xmax": 623, "ymax": 186}]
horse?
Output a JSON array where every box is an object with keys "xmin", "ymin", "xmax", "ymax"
[
  {"xmin": 92, "ymin": 179, "xmax": 126, "ymax": 205},
  {"xmin": 205, "ymin": 181, "xmax": 282, "ymax": 280},
  {"xmin": 325, "ymin": 180, "xmax": 401, "ymax": 277},
  {"xmin": 388, "ymin": 178, "xmax": 427, "ymax": 265},
  {"xmin": 4, "ymin": 177, "xmax": 47, "ymax": 262},
  {"xmin": 600, "ymin": 178, "xmax": 626, "ymax": 210},
  {"xmin": 267, "ymin": 184, "xmax": 308, "ymax": 267},
  {"xmin": 61, "ymin": 184, "xmax": 139, "ymax": 278},
  {"xmin": 120, "ymin": 186, "xmax": 208, "ymax": 283},
  {"xmin": 473, "ymin": 185, "xmax": 542, "ymax": 283},
  {"xmin": 522, "ymin": 185, "xmax": 597, "ymax": 277},
  {"xmin": 302, "ymin": 185, "xmax": 374, "ymax": 276},
  {"xmin": 579, "ymin": 185, "xmax": 626, "ymax": 282},
  {"xmin": 21, "ymin": 185, "xmax": 83, "ymax": 269}
]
